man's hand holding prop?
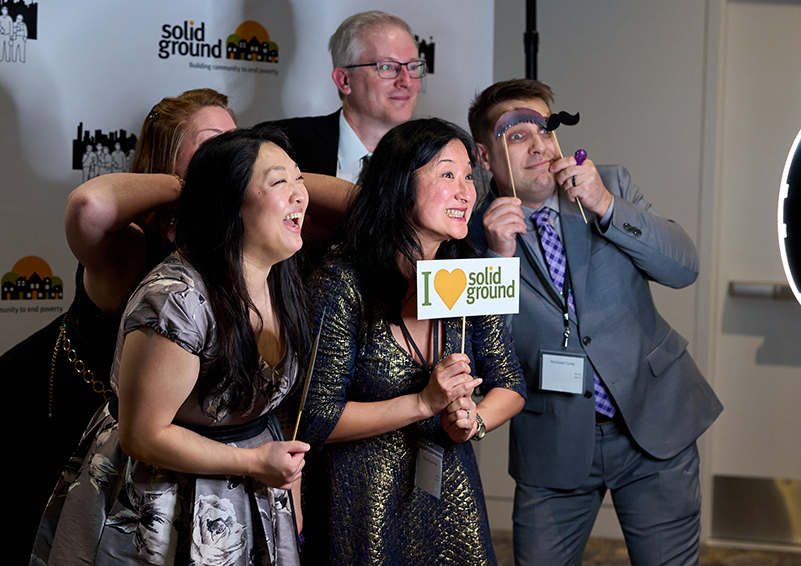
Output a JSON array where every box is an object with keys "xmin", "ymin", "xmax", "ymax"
[{"xmin": 549, "ymin": 148, "xmax": 614, "ymax": 220}]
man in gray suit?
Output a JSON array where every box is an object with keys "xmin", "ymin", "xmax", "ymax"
[{"xmin": 467, "ymin": 79, "xmax": 722, "ymax": 565}]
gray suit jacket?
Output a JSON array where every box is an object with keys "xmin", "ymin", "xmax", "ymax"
[{"xmin": 470, "ymin": 165, "xmax": 722, "ymax": 490}]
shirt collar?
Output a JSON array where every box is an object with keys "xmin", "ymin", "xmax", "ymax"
[
  {"xmin": 521, "ymin": 192, "xmax": 559, "ymax": 231},
  {"xmin": 337, "ymin": 110, "xmax": 370, "ymax": 181}
]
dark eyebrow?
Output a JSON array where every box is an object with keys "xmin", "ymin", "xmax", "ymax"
[
  {"xmin": 256, "ymin": 164, "xmax": 286, "ymax": 182},
  {"xmin": 258, "ymin": 162, "xmax": 302, "ymax": 180}
]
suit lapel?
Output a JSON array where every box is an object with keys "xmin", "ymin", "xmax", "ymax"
[
  {"xmin": 515, "ymin": 235, "xmax": 565, "ymax": 314},
  {"xmin": 482, "ymin": 187, "xmax": 571, "ymax": 316},
  {"xmin": 559, "ymin": 192, "xmax": 592, "ymax": 320},
  {"xmin": 314, "ymin": 110, "xmax": 341, "ymax": 175}
]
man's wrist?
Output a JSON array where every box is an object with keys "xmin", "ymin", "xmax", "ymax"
[
  {"xmin": 596, "ymin": 194, "xmax": 615, "ymax": 230},
  {"xmin": 591, "ymin": 191, "xmax": 614, "ymax": 219},
  {"xmin": 487, "ymin": 246, "xmax": 513, "ymax": 258}
]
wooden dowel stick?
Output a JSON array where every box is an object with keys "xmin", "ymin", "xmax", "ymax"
[
  {"xmin": 501, "ymin": 133, "xmax": 517, "ymax": 199},
  {"xmin": 551, "ymin": 131, "xmax": 588, "ymax": 224},
  {"xmin": 461, "ymin": 316, "xmax": 466, "ymax": 354},
  {"xmin": 292, "ymin": 308, "xmax": 326, "ymax": 440}
]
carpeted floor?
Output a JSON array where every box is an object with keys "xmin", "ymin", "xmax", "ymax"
[{"xmin": 491, "ymin": 532, "xmax": 801, "ymax": 565}]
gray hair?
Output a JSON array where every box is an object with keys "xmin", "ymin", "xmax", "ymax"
[{"xmin": 328, "ymin": 10, "xmax": 415, "ymax": 69}]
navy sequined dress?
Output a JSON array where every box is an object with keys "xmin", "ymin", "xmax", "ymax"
[{"xmin": 299, "ymin": 256, "xmax": 525, "ymax": 565}]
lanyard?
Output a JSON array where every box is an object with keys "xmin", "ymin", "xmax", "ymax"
[
  {"xmin": 515, "ymin": 233, "xmax": 573, "ymax": 349},
  {"xmin": 398, "ymin": 318, "xmax": 439, "ymax": 372},
  {"xmin": 560, "ymin": 270, "xmax": 573, "ymax": 349}
]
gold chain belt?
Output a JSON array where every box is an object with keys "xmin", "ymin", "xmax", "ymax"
[{"xmin": 49, "ymin": 315, "xmax": 113, "ymax": 417}]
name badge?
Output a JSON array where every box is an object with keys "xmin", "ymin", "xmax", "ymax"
[
  {"xmin": 415, "ymin": 439, "xmax": 444, "ymax": 498},
  {"xmin": 539, "ymin": 350, "xmax": 586, "ymax": 394}
]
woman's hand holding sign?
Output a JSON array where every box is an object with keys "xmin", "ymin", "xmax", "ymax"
[
  {"xmin": 418, "ymin": 353, "xmax": 480, "ymax": 418},
  {"xmin": 441, "ymin": 395, "xmax": 479, "ymax": 443}
]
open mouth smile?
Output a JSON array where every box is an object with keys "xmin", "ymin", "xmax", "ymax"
[{"xmin": 283, "ymin": 212, "xmax": 303, "ymax": 229}]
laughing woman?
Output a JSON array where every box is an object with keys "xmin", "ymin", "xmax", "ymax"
[
  {"xmin": 299, "ymin": 118, "xmax": 526, "ymax": 565},
  {"xmin": 31, "ymin": 127, "xmax": 312, "ymax": 565}
]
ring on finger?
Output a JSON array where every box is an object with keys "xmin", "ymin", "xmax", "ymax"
[{"xmin": 571, "ymin": 175, "xmax": 577, "ymax": 187}]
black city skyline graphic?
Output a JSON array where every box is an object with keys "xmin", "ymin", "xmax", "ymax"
[
  {"xmin": 72, "ymin": 123, "xmax": 138, "ymax": 182},
  {"xmin": 416, "ymin": 35, "xmax": 435, "ymax": 74},
  {"xmin": 0, "ymin": 0, "xmax": 37, "ymax": 64}
]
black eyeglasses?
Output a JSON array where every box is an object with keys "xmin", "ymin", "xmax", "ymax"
[{"xmin": 344, "ymin": 60, "xmax": 427, "ymax": 79}]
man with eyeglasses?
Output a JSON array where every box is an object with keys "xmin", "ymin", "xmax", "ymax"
[{"xmin": 265, "ymin": 10, "xmax": 424, "ymax": 184}]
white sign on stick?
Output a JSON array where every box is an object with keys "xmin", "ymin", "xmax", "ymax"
[{"xmin": 416, "ymin": 258, "xmax": 520, "ymax": 320}]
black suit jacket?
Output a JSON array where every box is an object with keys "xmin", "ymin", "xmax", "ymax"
[{"xmin": 259, "ymin": 109, "xmax": 341, "ymax": 176}]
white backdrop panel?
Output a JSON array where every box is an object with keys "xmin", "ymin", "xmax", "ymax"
[{"xmin": 0, "ymin": 0, "xmax": 494, "ymax": 353}]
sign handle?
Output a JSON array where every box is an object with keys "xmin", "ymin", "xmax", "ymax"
[{"xmin": 461, "ymin": 316, "xmax": 466, "ymax": 354}]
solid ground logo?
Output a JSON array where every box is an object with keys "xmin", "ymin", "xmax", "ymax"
[
  {"xmin": 423, "ymin": 265, "xmax": 516, "ymax": 308},
  {"xmin": 226, "ymin": 21, "xmax": 277, "ymax": 62},
  {"xmin": 416, "ymin": 258, "xmax": 520, "ymax": 319},
  {"xmin": 0, "ymin": 0, "xmax": 36, "ymax": 64},
  {"xmin": 160, "ymin": 20, "xmax": 221, "ymax": 59},
  {"xmin": 2, "ymin": 256, "xmax": 62, "ymax": 301},
  {"xmin": 159, "ymin": 19, "xmax": 278, "ymax": 64}
]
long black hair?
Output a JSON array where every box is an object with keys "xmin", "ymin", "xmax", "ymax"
[
  {"xmin": 339, "ymin": 117, "xmax": 479, "ymax": 324},
  {"xmin": 175, "ymin": 126, "xmax": 311, "ymax": 414}
]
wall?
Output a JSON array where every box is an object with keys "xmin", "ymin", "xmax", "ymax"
[
  {"xmin": 0, "ymin": 0, "xmax": 494, "ymax": 353},
  {"xmin": 712, "ymin": 0, "xmax": 801, "ymax": 483}
]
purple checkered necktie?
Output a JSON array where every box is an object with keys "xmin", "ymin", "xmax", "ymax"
[{"xmin": 531, "ymin": 207, "xmax": 616, "ymax": 418}]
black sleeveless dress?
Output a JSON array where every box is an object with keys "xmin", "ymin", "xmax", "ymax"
[{"xmin": 0, "ymin": 264, "xmax": 119, "ymax": 561}]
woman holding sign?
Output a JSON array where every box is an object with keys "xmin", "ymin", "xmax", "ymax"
[
  {"xmin": 299, "ymin": 118, "xmax": 526, "ymax": 565},
  {"xmin": 32, "ymin": 127, "xmax": 311, "ymax": 565}
]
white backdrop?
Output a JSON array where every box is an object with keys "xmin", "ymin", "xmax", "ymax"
[{"xmin": 0, "ymin": 0, "xmax": 495, "ymax": 354}]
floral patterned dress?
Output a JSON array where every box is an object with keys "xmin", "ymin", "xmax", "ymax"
[{"xmin": 31, "ymin": 253, "xmax": 301, "ymax": 566}]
